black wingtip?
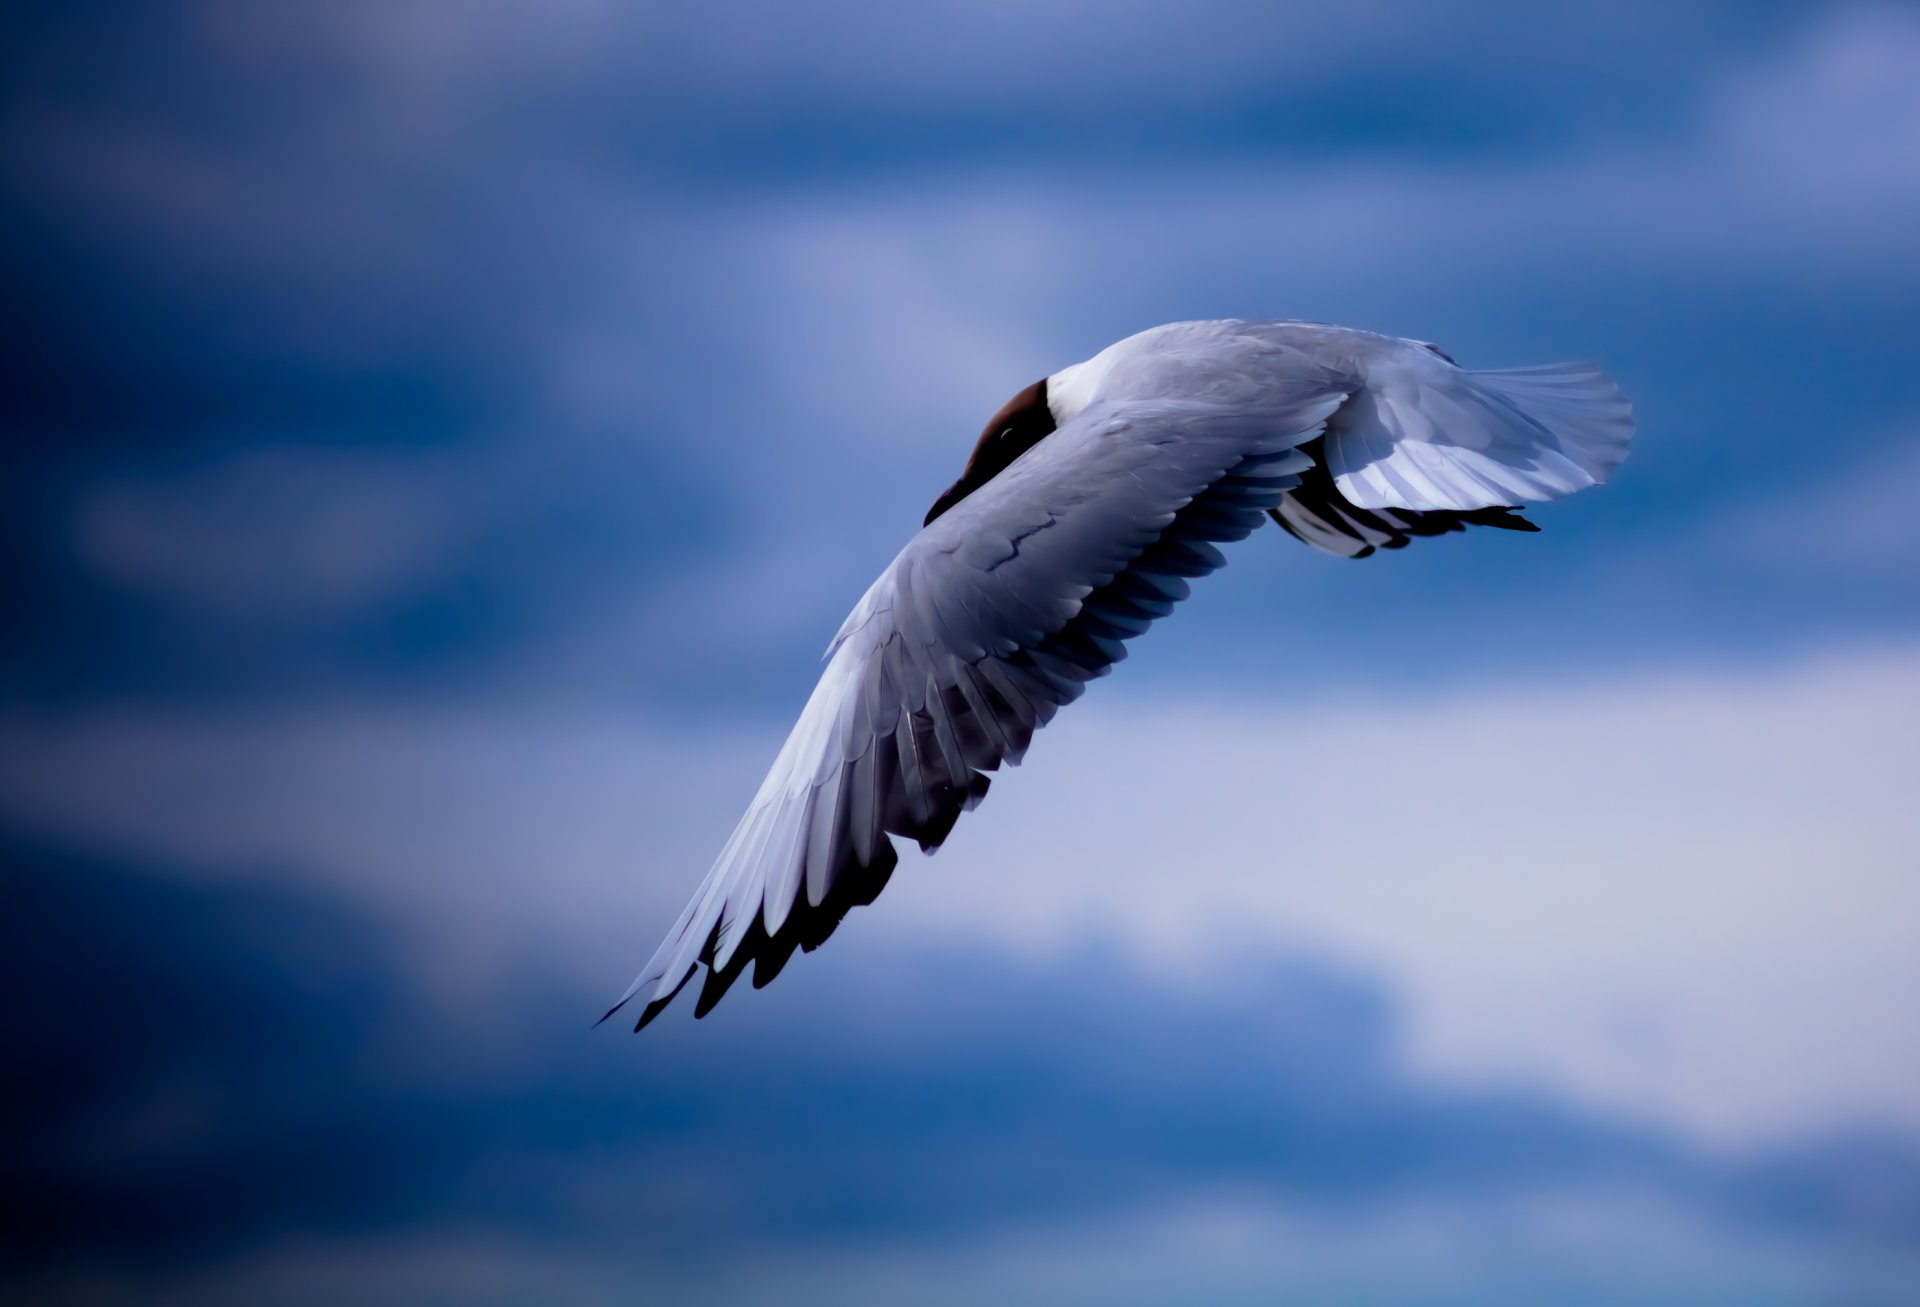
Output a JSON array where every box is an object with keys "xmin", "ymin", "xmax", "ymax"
[
  {"xmin": 595, "ymin": 985, "xmax": 642, "ymax": 1029},
  {"xmin": 632, "ymin": 992, "xmax": 678, "ymax": 1032},
  {"xmin": 1463, "ymin": 506, "xmax": 1540, "ymax": 533},
  {"xmin": 597, "ymin": 965, "xmax": 698, "ymax": 1033}
]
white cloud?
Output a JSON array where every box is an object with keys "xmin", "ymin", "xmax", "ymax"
[
  {"xmin": 891, "ymin": 647, "xmax": 1920, "ymax": 1147},
  {"xmin": 2, "ymin": 644, "xmax": 1916, "ymax": 1146}
]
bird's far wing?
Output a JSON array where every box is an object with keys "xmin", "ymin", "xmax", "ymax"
[
  {"xmin": 1323, "ymin": 359, "xmax": 1633, "ymax": 513},
  {"xmin": 1270, "ymin": 434, "xmax": 1539, "ymax": 559},
  {"xmin": 606, "ymin": 389, "xmax": 1349, "ymax": 1030}
]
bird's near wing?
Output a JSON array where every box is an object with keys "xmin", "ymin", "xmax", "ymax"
[{"xmin": 605, "ymin": 389, "xmax": 1348, "ymax": 1030}]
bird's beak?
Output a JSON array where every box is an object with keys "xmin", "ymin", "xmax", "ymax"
[{"xmin": 924, "ymin": 479, "xmax": 967, "ymax": 526}]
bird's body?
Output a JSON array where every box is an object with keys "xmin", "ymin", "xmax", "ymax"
[{"xmin": 607, "ymin": 319, "xmax": 1633, "ymax": 1029}]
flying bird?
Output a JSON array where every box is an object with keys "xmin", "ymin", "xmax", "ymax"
[{"xmin": 606, "ymin": 319, "xmax": 1633, "ymax": 1029}]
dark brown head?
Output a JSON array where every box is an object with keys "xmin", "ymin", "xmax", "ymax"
[{"xmin": 924, "ymin": 378, "xmax": 1057, "ymax": 525}]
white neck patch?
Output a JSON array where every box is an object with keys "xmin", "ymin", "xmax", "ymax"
[{"xmin": 1045, "ymin": 352, "xmax": 1117, "ymax": 425}]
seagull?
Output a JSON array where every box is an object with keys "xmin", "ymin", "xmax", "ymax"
[{"xmin": 606, "ymin": 319, "xmax": 1633, "ymax": 1029}]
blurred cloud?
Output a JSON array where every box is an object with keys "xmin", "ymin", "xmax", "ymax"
[
  {"xmin": 6, "ymin": 833, "xmax": 1917, "ymax": 1307},
  {"xmin": 4, "ymin": 644, "xmax": 1916, "ymax": 1145},
  {"xmin": 74, "ymin": 446, "xmax": 476, "ymax": 617},
  {"xmin": 1706, "ymin": 432, "xmax": 1920, "ymax": 580},
  {"xmin": 11, "ymin": 2, "xmax": 1920, "ymax": 711}
]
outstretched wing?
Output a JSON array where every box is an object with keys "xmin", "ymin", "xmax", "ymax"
[{"xmin": 605, "ymin": 388, "xmax": 1348, "ymax": 1029}]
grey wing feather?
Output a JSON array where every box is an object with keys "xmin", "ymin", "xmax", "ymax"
[{"xmin": 604, "ymin": 389, "xmax": 1349, "ymax": 1030}]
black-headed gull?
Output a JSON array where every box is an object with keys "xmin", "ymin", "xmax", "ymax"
[{"xmin": 607, "ymin": 319, "xmax": 1633, "ymax": 1028}]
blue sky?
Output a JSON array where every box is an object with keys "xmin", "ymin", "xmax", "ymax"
[{"xmin": 4, "ymin": 2, "xmax": 1919, "ymax": 1303}]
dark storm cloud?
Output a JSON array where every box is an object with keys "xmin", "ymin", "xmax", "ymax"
[{"xmin": 6, "ymin": 829, "xmax": 1917, "ymax": 1287}]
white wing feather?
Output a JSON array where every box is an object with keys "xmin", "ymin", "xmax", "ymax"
[{"xmin": 1324, "ymin": 357, "xmax": 1633, "ymax": 512}]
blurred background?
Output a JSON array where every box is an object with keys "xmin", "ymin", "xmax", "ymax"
[{"xmin": 4, "ymin": 2, "xmax": 1919, "ymax": 1303}]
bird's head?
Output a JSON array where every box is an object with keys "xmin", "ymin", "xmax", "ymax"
[{"xmin": 924, "ymin": 377, "xmax": 1057, "ymax": 525}]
